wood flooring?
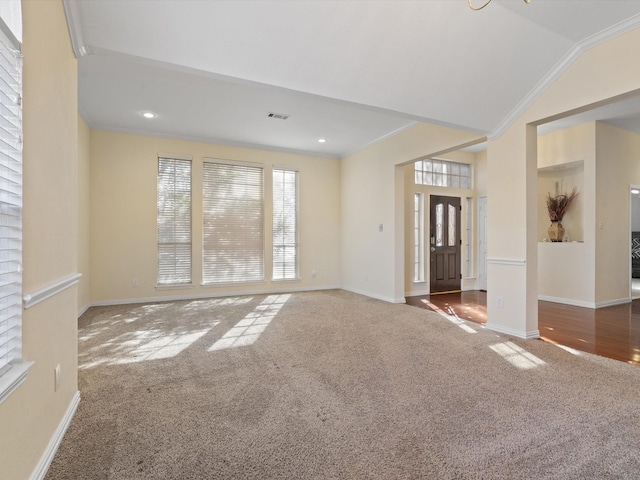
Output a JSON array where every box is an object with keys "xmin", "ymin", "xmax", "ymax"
[{"xmin": 406, "ymin": 291, "xmax": 640, "ymax": 366}]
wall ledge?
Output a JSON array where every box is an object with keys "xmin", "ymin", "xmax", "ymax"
[
  {"xmin": 0, "ymin": 360, "xmax": 34, "ymax": 405},
  {"xmin": 24, "ymin": 273, "xmax": 82, "ymax": 310},
  {"xmin": 30, "ymin": 390, "xmax": 80, "ymax": 480}
]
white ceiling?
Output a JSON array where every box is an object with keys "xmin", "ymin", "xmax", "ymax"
[{"xmin": 65, "ymin": 0, "xmax": 640, "ymax": 158}]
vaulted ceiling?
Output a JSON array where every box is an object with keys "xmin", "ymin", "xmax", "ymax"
[{"xmin": 64, "ymin": 0, "xmax": 640, "ymax": 158}]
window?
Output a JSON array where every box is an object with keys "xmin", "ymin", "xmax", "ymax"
[
  {"xmin": 203, "ymin": 160, "xmax": 264, "ymax": 283},
  {"xmin": 273, "ymin": 168, "xmax": 299, "ymax": 280},
  {"xmin": 413, "ymin": 193, "xmax": 424, "ymax": 282},
  {"xmin": 157, "ymin": 157, "xmax": 192, "ymax": 285},
  {"xmin": 0, "ymin": 29, "xmax": 29, "ymax": 403},
  {"xmin": 415, "ymin": 159, "xmax": 471, "ymax": 188}
]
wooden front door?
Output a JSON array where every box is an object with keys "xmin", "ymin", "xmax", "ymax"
[{"xmin": 430, "ymin": 195, "xmax": 461, "ymax": 293}]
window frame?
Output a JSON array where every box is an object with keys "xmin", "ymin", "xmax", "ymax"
[
  {"xmin": 157, "ymin": 155, "xmax": 193, "ymax": 287},
  {"xmin": 415, "ymin": 158, "xmax": 472, "ymax": 189},
  {"xmin": 272, "ymin": 167, "xmax": 300, "ymax": 281},
  {"xmin": 0, "ymin": 23, "xmax": 32, "ymax": 405}
]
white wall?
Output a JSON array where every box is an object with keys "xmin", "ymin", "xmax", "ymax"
[{"xmin": 89, "ymin": 130, "xmax": 341, "ymax": 304}]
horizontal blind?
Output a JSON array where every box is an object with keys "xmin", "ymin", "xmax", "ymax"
[
  {"xmin": 157, "ymin": 157, "xmax": 192, "ymax": 285},
  {"xmin": 203, "ymin": 161, "xmax": 264, "ymax": 283},
  {"xmin": 272, "ymin": 169, "xmax": 298, "ymax": 280},
  {"xmin": 0, "ymin": 35, "xmax": 22, "ymax": 375}
]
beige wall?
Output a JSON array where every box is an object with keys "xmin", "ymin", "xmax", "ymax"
[
  {"xmin": 595, "ymin": 122, "xmax": 640, "ymax": 304},
  {"xmin": 78, "ymin": 114, "xmax": 91, "ymax": 313},
  {"xmin": 0, "ymin": 1, "xmax": 79, "ymax": 479},
  {"xmin": 341, "ymin": 123, "xmax": 482, "ymax": 303},
  {"xmin": 537, "ymin": 123, "xmax": 595, "ymax": 306},
  {"xmin": 89, "ymin": 130, "xmax": 341, "ymax": 303},
  {"xmin": 487, "ymin": 26, "xmax": 640, "ymax": 337}
]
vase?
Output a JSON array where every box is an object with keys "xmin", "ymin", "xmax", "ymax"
[{"xmin": 548, "ymin": 221, "xmax": 565, "ymax": 242}]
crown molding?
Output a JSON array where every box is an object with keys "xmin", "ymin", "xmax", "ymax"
[
  {"xmin": 62, "ymin": 0, "xmax": 90, "ymax": 58},
  {"xmin": 488, "ymin": 13, "xmax": 640, "ymax": 140}
]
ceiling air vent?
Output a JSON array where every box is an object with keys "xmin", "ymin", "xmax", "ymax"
[{"xmin": 266, "ymin": 112, "xmax": 290, "ymax": 120}]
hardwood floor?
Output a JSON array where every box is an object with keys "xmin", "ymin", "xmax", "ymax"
[{"xmin": 406, "ymin": 291, "xmax": 640, "ymax": 366}]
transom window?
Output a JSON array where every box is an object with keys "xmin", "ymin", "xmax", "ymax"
[{"xmin": 415, "ymin": 159, "xmax": 471, "ymax": 189}]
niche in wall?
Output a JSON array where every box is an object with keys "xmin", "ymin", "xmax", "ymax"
[{"xmin": 537, "ymin": 160, "xmax": 584, "ymax": 242}]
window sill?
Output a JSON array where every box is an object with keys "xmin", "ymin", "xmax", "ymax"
[
  {"xmin": 155, "ymin": 283, "xmax": 194, "ymax": 290},
  {"xmin": 272, "ymin": 278, "xmax": 301, "ymax": 283},
  {"xmin": 201, "ymin": 280, "xmax": 267, "ymax": 288},
  {"xmin": 0, "ymin": 361, "xmax": 34, "ymax": 405}
]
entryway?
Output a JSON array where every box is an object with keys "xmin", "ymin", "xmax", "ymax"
[{"xmin": 429, "ymin": 195, "xmax": 461, "ymax": 293}]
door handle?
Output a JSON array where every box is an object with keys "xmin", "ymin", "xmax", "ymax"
[{"xmin": 430, "ymin": 247, "xmax": 436, "ymax": 252}]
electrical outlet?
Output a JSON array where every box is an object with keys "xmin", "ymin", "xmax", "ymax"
[
  {"xmin": 497, "ymin": 296, "xmax": 504, "ymax": 309},
  {"xmin": 54, "ymin": 364, "xmax": 61, "ymax": 391},
  {"xmin": 311, "ymin": 270, "xmax": 317, "ymax": 278},
  {"xmin": 132, "ymin": 278, "xmax": 139, "ymax": 287}
]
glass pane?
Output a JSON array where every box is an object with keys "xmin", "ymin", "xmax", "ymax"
[
  {"xmin": 425, "ymin": 160, "xmax": 432, "ymax": 172},
  {"xmin": 433, "ymin": 161, "xmax": 442, "ymax": 173},
  {"xmin": 433, "ymin": 173, "xmax": 443, "ymax": 187},
  {"xmin": 415, "ymin": 171, "xmax": 423, "ymax": 185},
  {"xmin": 436, "ymin": 203, "xmax": 444, "ymax": 247},
  {"xmin": 451, "ymin": 175, "xmax": 460, "ymax": 188},
  {"xmin": 448, "ymin": 204, "xmax": 456, "ymax": 247},
  {"xmin": 424, "ymin": 172, "xmax": 433, "ymax": 185},
  {"xmin": 451, "ymin": 163, "xmax": 460, "ymax": 175}
]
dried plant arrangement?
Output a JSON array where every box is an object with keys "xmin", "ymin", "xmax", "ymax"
[{"xmin": 546, "ymin": 187, "xmax": 579, "ymax": 222}]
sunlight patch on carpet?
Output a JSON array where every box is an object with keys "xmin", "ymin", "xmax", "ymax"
[
  {"xmin": 209, "ymin": 294, "xmax": 290, "ymax": 351},
  {"xmin": 80, "ymin": 325, "xmax": 216, "ymax": 369},
  {"xmin": 489, "ymin": 341, "xmax": 546, "ymax": 370}
]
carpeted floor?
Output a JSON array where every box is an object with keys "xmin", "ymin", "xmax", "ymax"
[{"xmin": 46, "ymin": 290, "xmax": 640, "ymax": 479}]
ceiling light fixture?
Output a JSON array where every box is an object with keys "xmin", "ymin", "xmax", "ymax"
[
  {"xmin": 469, "ymin": 0, "xmax": 530, "ymax": 10},
  {"xmin": 318, "ymin": 138, "xmax": 327, "ymax": 143},
  {"xmin": 142, "ymin": 112, "xmax": 156, "ymax": 119}
]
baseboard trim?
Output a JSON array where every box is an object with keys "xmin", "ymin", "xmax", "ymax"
[
  {"xmin": 485, "ymin": 323, "xmax": 540, "ymax": 340},
  {"xmin": 341, "ymin": 287, "xmax": 405, "ymax": 304},
  {"xmin": 538, "ymin": 295, "xmax": 595, "ymax": 309},
  {"xmin": 77, "ymin": 304, "xmax": 91, "ymax": 318},
  {"xmin": 539, "ymin": 295, "xmax": 631, "ymax": 309},
  {"xmin": 30, "ymin": 390, "xmax": 81, "ymax": 480},
  {"xmin": 87, "ymin": 285, "xmax": 342, "ymax": 308},
  {"xmin": 595, "ymin": 297, "xmax": 631, "ymax": 308}
]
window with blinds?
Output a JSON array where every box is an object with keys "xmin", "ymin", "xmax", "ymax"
[
  {"xmin": 203, "ymin": 160, "xmax": 264, "ymax": 284},
  {"xmin": 157, "ymin": 157, "xmax": 192, "ymax": 285},
  {"xmin": 0, "ymin": 35, "xmax": 22, "ymax": 379},
  {"xmin": 273, "ymin": 169, "xmax": 299, "ymax": 280}
]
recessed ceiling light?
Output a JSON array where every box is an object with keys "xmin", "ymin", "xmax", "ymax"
[
  {"xmin": 142, "ymin": 112, "xmax": 156, "ymax": 119},
  {"xmin": 632, "ymin": 189, "xmax": 640, "ymax": 195},
  {"xmin": 318, "ymin": 138, "xmax": 327, "ymax": 143}
]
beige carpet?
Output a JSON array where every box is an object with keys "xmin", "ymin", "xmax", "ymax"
[{"xmin": 46, "ymin": 290, "xmax": 640, "ymax": 479}]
